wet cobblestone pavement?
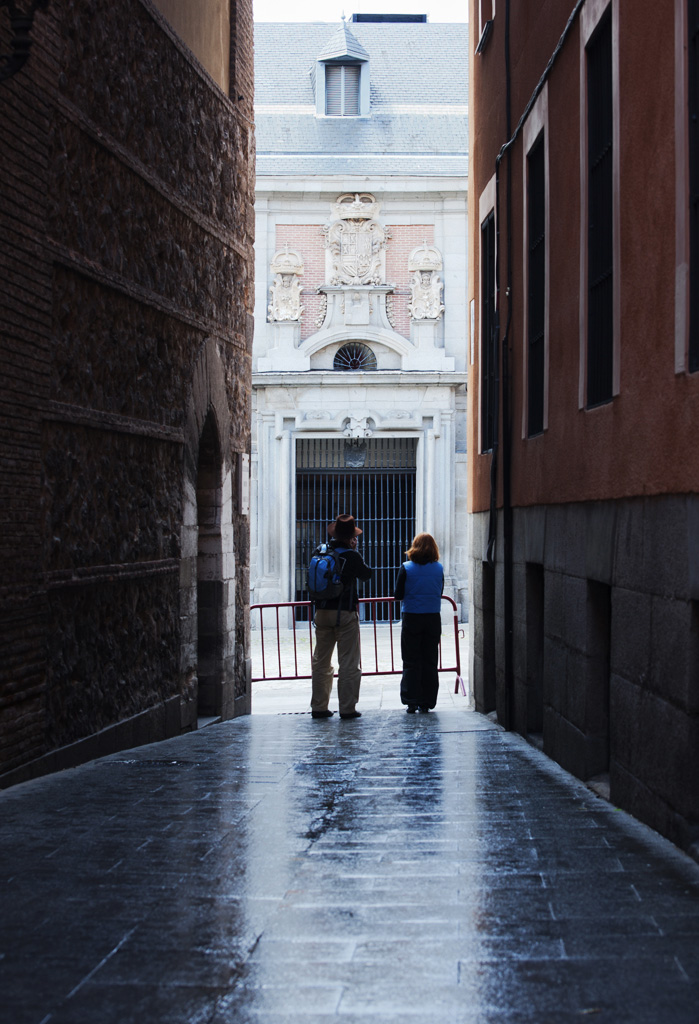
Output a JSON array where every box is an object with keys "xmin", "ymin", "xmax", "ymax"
[{"xmin": 2, "ymin": 706, "xmax": 699, "ymax": 1023}]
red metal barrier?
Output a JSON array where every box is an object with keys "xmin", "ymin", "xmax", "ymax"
[{"xmin": 250, "ymin": 595, "xmax": 466, "ymax": 696}]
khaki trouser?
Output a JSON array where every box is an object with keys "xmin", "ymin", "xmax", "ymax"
[{"xmin": 311, "ymin": 609, "xmax": 361, "ymax": 715}]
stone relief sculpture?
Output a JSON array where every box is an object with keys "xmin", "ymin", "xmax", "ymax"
[
  {"xmin": 268, "ymin": 245, "xmax": 304, "ymax": 322},
  {"xmin": 323, "ymin": 193, "xmax": 389, "ymax": 286},
  {"xmin": 343, "ymin": 414, "xmax": 375, "ymax": 439},
  {"xmin": 407, "ymin": 243, "xmax": 445, "ymax": 321},
  {"xmin": 315, "ymin": 293, "xmax": 328, "ymax": 329}
]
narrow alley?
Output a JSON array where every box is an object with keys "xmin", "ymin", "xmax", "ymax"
[{"xmin": 2, "ymin": 702, "xmax": 699, "ymax": 1024}]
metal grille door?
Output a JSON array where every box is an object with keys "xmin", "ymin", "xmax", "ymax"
[{"xmin": 295, "ymin": 438, "xmax": 417, "ymax": 620}]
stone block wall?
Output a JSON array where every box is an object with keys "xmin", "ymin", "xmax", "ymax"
[
  {"xmin": 470, "ymin": 496, "xmax": 699, "ymax": 856},
  {"xmin": 0, "ymin": 0, "xmax": 254, "ymax": 785}
]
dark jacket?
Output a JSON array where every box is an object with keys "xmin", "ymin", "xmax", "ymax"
[{"xmin": 319, "ymin": 540, "xmax": 372, "ymax": 611}]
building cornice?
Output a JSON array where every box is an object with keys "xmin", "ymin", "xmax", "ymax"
[
  {"xmin": 254, "ymin": 175, "xmax": 468, "ymax": 198},
  {"xmin": 252, "ymin": 370, "xmax": 468, "ymax": 387}
]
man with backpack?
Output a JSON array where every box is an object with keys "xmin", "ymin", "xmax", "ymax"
[{"xmin": 308, "ymin": 513, "xmax": 372, "ymax": 720}]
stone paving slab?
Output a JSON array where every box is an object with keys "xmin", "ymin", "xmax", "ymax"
[{"xmin": 2, "ymin": 708, "xmax": 699, "ymax": 1023}]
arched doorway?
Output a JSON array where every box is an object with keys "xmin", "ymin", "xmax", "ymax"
[{"xmin": 196, "ymin": 411, "xmax": 224, "ymax": 718}]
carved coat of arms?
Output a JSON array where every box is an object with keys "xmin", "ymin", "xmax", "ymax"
[{"xmin": 324, "ymin": 193, "xmax": 389, "ymax": 286}]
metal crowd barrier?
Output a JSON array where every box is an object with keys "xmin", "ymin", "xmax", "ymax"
[{"xmin": 250, "ymin": 595, "xmax": 466, "ymax": 695}]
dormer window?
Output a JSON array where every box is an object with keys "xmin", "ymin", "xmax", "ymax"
[
  {"xmin": 313, "ymin": 21, "xmax": 370, "ymax": 118},
  {"xmin": 325, "ymin": 64, "xmax": 360, "ymax": 116}
]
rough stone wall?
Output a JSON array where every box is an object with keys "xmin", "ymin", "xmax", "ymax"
[
  {"xmin": 0, "ymin": 4, "xmax": 56, "ymax": 775},
  {"xmin": 0, "ymin": 0, "xmax": 254, "ymax": 782}
]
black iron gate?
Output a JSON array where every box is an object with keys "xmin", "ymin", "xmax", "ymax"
[{"xmin": 295, "ymin": 438, "xmax": 417, "ymax": 620}]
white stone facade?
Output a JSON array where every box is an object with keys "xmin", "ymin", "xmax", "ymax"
[
  {"xmin": 252, "ymin": 177, "xmax": 469, "ymax": 617},
  {"xmin": 252, "ymin": 19, "xmax": 469, "ymax": 619}
]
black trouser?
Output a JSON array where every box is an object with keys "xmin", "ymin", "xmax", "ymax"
[{"xmin": 399, "ymin": 612, "xmax": 441, "ymax": 709}]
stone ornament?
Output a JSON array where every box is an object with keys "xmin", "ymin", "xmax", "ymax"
[
  {"xmin": 343, "ymin": 414, "xmax": 375, "ymax": 439},
  {"xmin": 315, "ymin": 293, "xmax": 328, "ymax": 328},
  {"xmin": 268, "ymin": 245, "xmax": 304, "ymax": 322},
  {"xmin": 324, "ymin": 193, "xmax": 389, "ymax": 286},
  {"xmin": 407, "ymin": 243, "xmax": 445, "ymax": 321}
]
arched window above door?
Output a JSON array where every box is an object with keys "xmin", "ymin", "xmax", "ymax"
[{"xmin": 333, "ymin": 342, "xmax": 377, "ymax": 371}]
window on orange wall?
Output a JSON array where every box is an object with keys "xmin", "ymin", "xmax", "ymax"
[
  {"xmin": 481, "ymin": 211, "xmax": 497, "ymax": 453},
  {"xmin": 527, "ymin": 133, "xmax": 546, "ymax": 436},
  {"xmin": 586, "ymin": 11, "xmax": 614, "ymax": 406},
  {"xmin": 689, "ymin": 0, "xmax": 699, "ymax": 372},
  {"xmin": 479, "ymin": 0, "xmax": 494, "ymax": 32}
]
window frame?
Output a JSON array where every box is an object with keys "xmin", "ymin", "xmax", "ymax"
[
  {"xmin": 325, "ymin": 63, "xmax": 360, "ymax": 116},
  {"xmin": 686, "ymin": 0, "xmax": 699, "ymax": 371},
  {"xmin": 579, "ymin": 0, "xmax": 620, "ymax": 409},
  {"xmin": 479, "ymin": 175, "xmax": 498, "ymax": 455},
  {"xmin": 522, "ymin": 83, "xmax": 549, "ymax": 439},
  {"xmin": 333, "ymin": 342, "xmax": 377, "ymax": 371},
  {"xmin": 676, "ymin": 0, "xmax": 691, "ymax": 373},
  {"xmin": 478, "ymin": 0, "xmax": 496, "ymax": 39},
  {"xmin": 315, "ymin": 59, "xmax": 369, "ymax": 118}
]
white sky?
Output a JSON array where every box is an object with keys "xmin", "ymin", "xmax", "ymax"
[{"xmin": 253, "ymin": 0, "xmax": 467, "ymax": 23}]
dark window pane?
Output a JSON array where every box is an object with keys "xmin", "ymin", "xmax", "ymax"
[
  {"xmin": 587, "ymin": 12, "xmax": 614, "ymax": 406},
  {"xmin": 481, "ymin": 211, "xmax": 497, "ymax": 452},
  {"xmin": 528, "ymin": 133, "xmax": 545, "ymax": 436},
  {"xmin": 689, "ymin": 0, "xmax": 699, "ymax": 371}
]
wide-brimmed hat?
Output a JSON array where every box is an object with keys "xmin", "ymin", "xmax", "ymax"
[{"xmin": 327, "ymin": 513, "xmax": 362, "ymax": 538}]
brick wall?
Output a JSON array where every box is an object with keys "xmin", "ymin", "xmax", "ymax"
[
  {"xmin": 0, "ymin": 0, "xmax": 254, "ymax": 782},
  {"xmin": 386, "ymin": 225, "xmax": 434, "ymax": 338},
  {"xmin": 273, "ymin": 222, "xmax": 434, "ymax": 341},
  {"xmin": 0, "ymin": 4, "xmax": 56, "ymax": 773},
  {"xmin": 275, "ymin": 225, "xmax": 326, "ymax": 340}
]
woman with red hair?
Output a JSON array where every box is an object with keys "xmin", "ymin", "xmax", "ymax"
[{"xmin": 393, "ymin": 533, "xmax": 444, "ymax": 713}]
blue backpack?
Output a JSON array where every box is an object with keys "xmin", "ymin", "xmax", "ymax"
[{"xmin": 307, "ymin": 544, "xmax": 347, "ymax": 602}]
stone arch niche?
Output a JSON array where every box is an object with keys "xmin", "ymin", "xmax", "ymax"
[
  {"xmin": 196, "ymin": 411, "xmax": 224, "ymax": 719},
  {"xmin": 180, "ymin": 338, "xmax": 245, "ymax": 730}
]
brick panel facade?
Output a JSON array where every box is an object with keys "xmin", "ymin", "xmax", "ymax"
[
  {"xmin": 273, "ymin": 222, "xmax": 434, "ymax": 341},
  {"xmin": 274, "ymin": 224, "xmax": 326, "ymax": 340},
  {"xmin": 386, "ymin": 224, "xmax": 434, "ymax": 338}
]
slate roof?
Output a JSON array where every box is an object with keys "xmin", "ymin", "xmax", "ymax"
[
  {"xmin": 316, "ymin": 22, "xmax": 370, "ymax": 62},
  {"xmin": 255, "ymin": 21, "xmax": 468, "ymax": 178}
]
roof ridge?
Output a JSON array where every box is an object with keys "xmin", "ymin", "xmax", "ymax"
[{"xmin": 316, "ymin": 19, "xmax": 370, "ymax": 62}]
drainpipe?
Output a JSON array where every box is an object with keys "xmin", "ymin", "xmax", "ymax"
[
  {"xmin": 497, "ymin": 0, "xmax": 514, "ymax": 731},
  {"xmin": 488, "ymin": 0, "xmax": 587, "ymax": 731}
]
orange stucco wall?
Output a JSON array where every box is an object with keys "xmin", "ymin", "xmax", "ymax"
[
  {"xmin": 152, "ymin": 0, "xmax": 231, "ymax": 92},
  {"xmin": 468, "ymin": 0, "xmax": 699, "ymax": 514}
]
